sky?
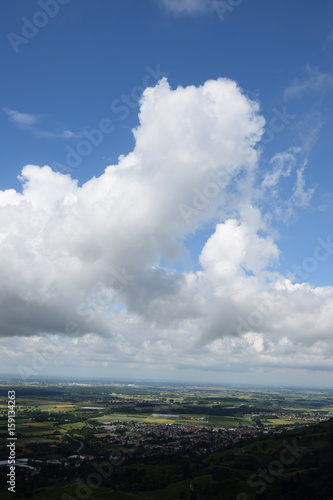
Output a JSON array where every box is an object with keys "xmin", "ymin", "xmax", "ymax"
[{"xmin": 0, "ymin": 0, "xmax": 333, "ymax": 387}]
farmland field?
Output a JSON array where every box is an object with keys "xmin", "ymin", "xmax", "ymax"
[{"xmin": 0, "ymin": 380, "xmax": 333, "ymax": 499}]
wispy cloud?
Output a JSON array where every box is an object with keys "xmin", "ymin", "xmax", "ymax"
[
  {"xmin": 292, "ymin": 160, "xmax": 316, "ymax": 208},
  {"xmin": 4, "ymin": 107, "xmax": 41, "ymax": 127},
  {"xmin": 295, "ymin": 110, "xmax": 323, "ymax": 155},
  {"xmin": 31, "ymin": 128, "xmax": 81, "ymax": 140},
  {"xmin": 284, "ymin": 64, "xmax": 333, "ymax": 99},
  {"xmin": 259, "ymin": 147, "xmax": 316, "ymax": 223},
  {"xmin": 262, "ymin": 147, "xmax": 300, "ymax": 191},
  {"xmin": 159, "ymin": 0, "xmax": 213, "ymax": 14},
  {"xmin": 3, "ymin": 107, "xmax": 82, "ymax": 140}
]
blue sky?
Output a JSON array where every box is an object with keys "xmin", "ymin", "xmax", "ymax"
[{"xmin": 0, "ymin": 0, "xmax": 333, "ymax": 386}]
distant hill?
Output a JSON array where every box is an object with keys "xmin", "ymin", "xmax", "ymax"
[
  {"xmin": 1, "ymin": 419, "xmax": 332, "ymax": 499},
  {"xmin": 110, "ymin": 417, "xmax": 333, "ymax": 499},
  {"xmin": 192, "ymin": 417, "xmax": 333, "ymax": 499}
]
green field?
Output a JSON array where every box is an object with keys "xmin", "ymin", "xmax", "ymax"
[
  {"xmin": 206, "ymin": 416, "xmax": 253, "ymax": 428},
  {"xmin": 263, "ymin": 418, "xmax": 312, "ymax": 426},
  {"xmin": 61, "ymin": 421, "xmax": 87, "ymax": 430},
  {"xmin": 1, "ymin": 381, "xmax": 333, "ymax": 499},
  {"xmin": 92, "ymin": 413, "xmax": 254, "ymax": 428},
  {"xmin": 94, "ymin": 413, "xmax": 150, "ymax": 423}
]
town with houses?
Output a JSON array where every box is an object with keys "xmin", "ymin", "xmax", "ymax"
[{"xmin": 2, "ymin": 410, "xmax": 333, "ymax": 478}]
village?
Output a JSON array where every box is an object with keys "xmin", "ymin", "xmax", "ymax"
[{"xmin": 2, "ymin": 417, "xmax": 320, "ymax": 477}]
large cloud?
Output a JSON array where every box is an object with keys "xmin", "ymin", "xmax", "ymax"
[{"xmin": 0, "ymin": 77, "xmax": 332, "ymax": 379}]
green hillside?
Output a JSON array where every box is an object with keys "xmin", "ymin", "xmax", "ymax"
[{"xmin": 1, "ymin": 418, "xmax": 332, "ymax": 499}]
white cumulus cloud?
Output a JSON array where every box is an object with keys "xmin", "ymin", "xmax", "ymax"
[{"xmin": 0, "ymin": 77, "xmax": 332, "ymax": 381}]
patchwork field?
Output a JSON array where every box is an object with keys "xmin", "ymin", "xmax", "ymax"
[{"xmin": 0, "ymin": 381, "xmax": 332, "ymax": 499}]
